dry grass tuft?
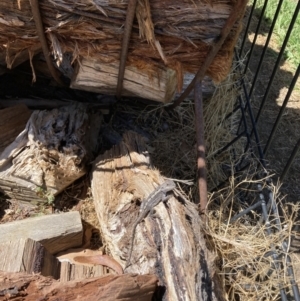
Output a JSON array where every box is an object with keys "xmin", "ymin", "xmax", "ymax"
[{"xmin": 207, "ymin": 180, "xmax": 300, "ymax": 300}]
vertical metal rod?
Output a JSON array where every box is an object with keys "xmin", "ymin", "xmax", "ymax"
[
  {"xmin": 194, "ymin": 81, "xmax": 207, "ymax": 216},
  {"xmin": 234, "ymin": 93, "xmax": 254, "ymax": 173},
  {"xmin": 30, "ymin": 0, "xmax": 65, "ymax": 86},
  {"xmin": 259, "ymin": 186, "xmax": 288, "ymax": 301},
  {"xmin": 243, "ymin": 0, "xmax": 269, "ymax": 74},
  {"xmin": 167, "ymin": 0, "xmax": 248, "ymax": 110},
  {"xmin": 269, "ymin": 187, "xmax": 300, "ymax": 301},
  {"xmin": 254, "ymin": 1, "xmax": 300, "ymax": 124},
  {"xmin": 212, "ymin": 131, "xmax": 246, "ymax": 158},
  {"xmin": 280, "ymin": 137, "xmax": 300, "ymax": 182},
  {"xmin": 229, "ymin": 201, "xmax": 263, "ymax": 223},
  {"xmin": 285, "ymin": 255, "xmax": 300, "ymax": 301},
  {"xmin": 234, "ymin": 49, "xmax": 266, "ymax": 167},
  {"xmin": 116, "ymin": 0, "xmax": 138, "ymax": 99},
  {"xmin": 239, "ymin": 0, "xmax": 258, "ymax": 56},
  {"xmin": 235, "ymin": 49, "xmax": 252, "ymax": 137},
  {"xmin": 248, "ymin": 0, "xmax": 284, "ymax": 100},
  {"xmin": 264, "ymin": 64, "xmax": 300, "ymax": 155},
  {"xmin": 225, "ymin": 104, "xmax": 241, "ymax": 120}
]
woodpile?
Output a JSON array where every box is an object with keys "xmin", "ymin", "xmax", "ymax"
[
  {"xmin": 0, "ymin": 0, "xmax": 248, "ymax": 299},
  {"xmin": 0, "ymin": 103, "xmax": 101, "ymax": 203},
  {"xmin": 0, "ymin": 0, "xmax": 247, "ymax": 102},
  {"xmin": 0, "ymin": 271, "xmax": 158, "ymax": 301},
  {"xmin": 0, "ymin": 103, "xmax": 226, "ymax": 300}
]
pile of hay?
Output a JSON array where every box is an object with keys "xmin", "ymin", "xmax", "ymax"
[
  {"xmin": 207, "ymin": 181, "xmax": 299, "ymax": 301},
  {"xmin": 0, "ymin": 0, "xmax": 246, "ymax": 86}
]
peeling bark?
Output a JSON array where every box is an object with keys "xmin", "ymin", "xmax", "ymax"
[{"xmin": 91, "ymin": 131, "xmax": 226, "ymax": 301}]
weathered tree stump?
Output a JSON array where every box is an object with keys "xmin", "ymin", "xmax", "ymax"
[
  {"xmin": 91, "ymin": 131, "xmax": 225, "ymax": 301},
  {"xmin": 0, "ymin": 103, "xmax": 102, "ymax": 204}
]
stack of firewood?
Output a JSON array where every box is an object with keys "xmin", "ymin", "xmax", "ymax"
[
  {"xmin": 0, "ymin": 0, "xmax": 248, "ymax": 298},
  {"xmin": 0, "ymin": 103, "xmax": 226, "ymax": 300},
  {"xmin": 0, "ymin": 0, "xmax": 246, "ymax": 102}
]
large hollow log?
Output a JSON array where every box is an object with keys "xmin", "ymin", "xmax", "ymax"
[
  {"xmin": 91, "ymin": 131, "xmax": 226, "ymax": 301},
  {"xmin": 0, "ymin": 103, "xmax": 102, "ymax": 204},
  {"xmin": 0, "ymin": 271, "xmax": 158, "ymax": 301}
]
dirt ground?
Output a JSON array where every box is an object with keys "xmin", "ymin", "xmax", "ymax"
[{"xmin": 242, "ymin": 5, "xmax": 300, "ymax": 203}]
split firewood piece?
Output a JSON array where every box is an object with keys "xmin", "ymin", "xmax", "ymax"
[
  {"xmin": 59, "ymin": 261, "xmax": 108, "ymax": 282},
  {"xmin": 0, "ymin": 238, "xmax": 60, "ymax": 279},
  {"xmin": 0, "ymin": 104, "xmax": 32, "ymax": 153},
  {"xmin": 0, "ymin": 271, "xmax": 158, "ymax": 301},
  {"xmin": 91, "ymin": 131, "xmax": 226, "ymax": 301},
  {"xmin": 0, "ymin": 211, "xmax": 83, "ymax": 254},
  {"xmin": 59, "ymin": 254, "xmax": 123, "ymax": 282},
  {"xmin": 0, "ymin": 103, "xmax": 102, "ymax": 204},
  {"xmin": 71, "ymin": 59, "xmax": 177, "ymax": 103},
  {"xmin": 57, "ymin": 224, "xmax": 124, "ymax": 280},
  {"xmin": 57, "ymin": 248, "xmax": 123, "ymax": 280}
]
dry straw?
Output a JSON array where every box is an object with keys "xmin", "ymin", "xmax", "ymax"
[
  {"xmin": 0, "ymin": 0, "xmax": 243, "ymax": 84},
  {"xmin": 113, "ymin": 64, "xmax": 298, "ymax": 299}
]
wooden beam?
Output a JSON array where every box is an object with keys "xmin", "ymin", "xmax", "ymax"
[
  {"xmin": 60, "ymin": 261, "xmax": 107, "ymax": 282},
  {"xmin": 0, "ymin": 238, "xmax": 60, "ymax": 279},
  {"xmin": 71, "ymin": 59, "xmax": 177, "ymax": 103},
  {"xmin": 0, "ymin": 211, "xmax": 83, "ymax": 254},
  {"xmin": 0, "ymin": 271, "xmax": 158, "ymax": 301}
]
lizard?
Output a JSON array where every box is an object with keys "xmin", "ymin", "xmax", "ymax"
[{"xmin": 125, "ymin": 179, "xmax": 176, "ymax": 268}]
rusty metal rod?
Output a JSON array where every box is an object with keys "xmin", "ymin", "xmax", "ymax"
[
  {"xmin": 194, "ymin": 81, "xmax": 207, "ymax": 215},
  {"xmin": 167, "ymin": 0, "xmax": 248, "ymax": 110},
  {"xmin": 30, "ymin": 0, "xmax": 65, "ymax": 86},
  {"xmin": 116, "ymin": 0, "xmax": 138, "ymax": 99},
  {"xmin": 41, "ymin": 3, "xmax": 126, "ymax": 27}
]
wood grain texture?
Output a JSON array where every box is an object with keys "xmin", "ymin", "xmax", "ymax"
[
  {"xmin": 71, "ymin": 59, "xmax": 177, "ymax": 103},
  {"xmin": 0, "ymin": 271, "xmax": 158, "ymax": 301},
  {"xmin": 0, "ymin": 0, "xmax": 245, "ymax": 85},
  {"xmin": 0, "ymin": 211, "xmax": 83, "ymax": 254},
  {"xmin": 60, "ymin": 261, "xmax": 108, "ymax": 282},
  {"xmin": 0, "ymin": 103, "xmax": 102, "ymax": 204},
  {"xmin": 91, "ymin": 131, "xmax": 226, "ymax": 301},
  {"xmin": 57, "ymin": 248, "xmax": 122, "ymax": 281},
  {"xmin": 0, "ymin": 238, "xmax": 60, "ymax": 279},
  {"xmin": 0, "ymin": 104, "xmax": 32, "ymax": 153}
]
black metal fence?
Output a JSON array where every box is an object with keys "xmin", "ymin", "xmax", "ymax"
[
  {"xmin": 213, "ymin": 0, "xmax": 300, "ymax": 300},
  {"xmin": 239, "ymin": 0, "xmax": 299, "ymax": 180}
]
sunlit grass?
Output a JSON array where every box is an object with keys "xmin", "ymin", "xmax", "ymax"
[{"xmin": 256, "ymin": 0, "xmax": 299, "ymax": 68}]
